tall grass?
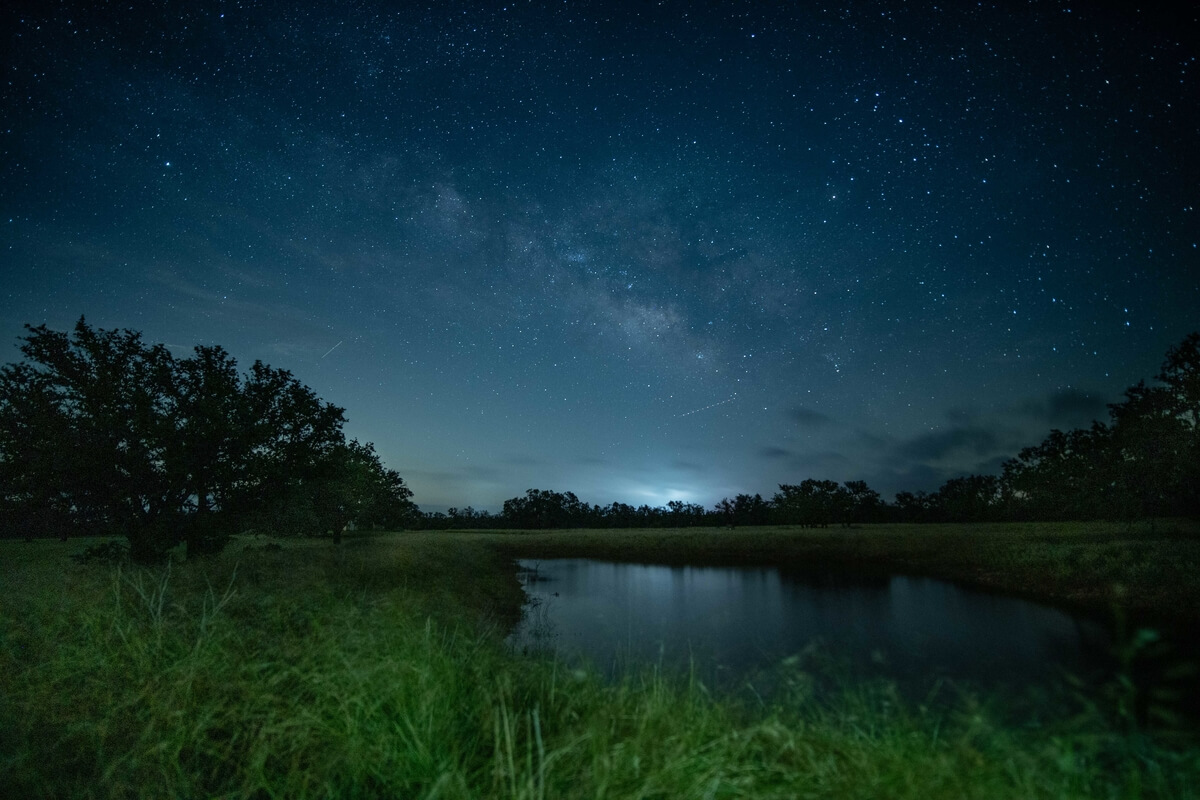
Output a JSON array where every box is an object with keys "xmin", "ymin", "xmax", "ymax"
[{"xmin": 2, "ymin": 534, "xmax": 1198, "ymax": 798}]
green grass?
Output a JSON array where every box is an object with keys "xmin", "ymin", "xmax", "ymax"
[{"xmin": 2, "ymin": 527, "xmax": 1199, "ymax": 798}]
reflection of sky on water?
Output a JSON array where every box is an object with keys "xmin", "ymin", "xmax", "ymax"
[{"xmin": 510, "ymin": 559, "xmax": 1111, "ymax": 691}]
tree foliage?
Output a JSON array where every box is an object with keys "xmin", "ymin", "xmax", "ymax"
[
  {"xmin": 933, "ymin": 474, "xmax": 1000, "ymax": 523},
  {"xmin": 1000, "ymin": 332, "xmax": 1200, "ymax": 522},
  {"xmin": 501, "ymin": 488, "xmax": 591, "ymax": 529},
  {"xmin": 0, "ymin": 319, "xmax": 415, "ymax": 559},
  {"xmin": 772, "ymin": 480, "xmax": 845, "ymax": 527}
]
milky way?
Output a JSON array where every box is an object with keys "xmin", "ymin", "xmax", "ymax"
[{"xmin": 2, "ymin": 2, "xmax": 1196, "ymax": 511}]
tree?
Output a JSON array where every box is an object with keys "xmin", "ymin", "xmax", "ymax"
[
  {"xmin": 773, "ymin": 479, "xmax": 843, "ymax": 527},
  {"xmin": 0, "ymin": 319, "xmax": 412, "ymax": 559},
  {"xmin": 1105, "ymin": 382, "xmax": 1189, "ymax": 521},
  {"xmin": 1158, "ymin": 332, "xmax": 1200, "ymax": 426},
  {"xmin": 996, "ymin": 333, "xmax": 1199, "ymax": 523},
  {"xmin": 735, "ymin": 493, "xmax": 772, "ymax": 525},
  {"xmin": 713, "ymin": 493, "xmax": 771, "ymax": 527},
  {"xmin": 167, "ymin": 345, "xmax": 252, "ymax": 552},
  {"xmin": 893, "ymin": 490, "xmax": 933, "ymax": 523},
  {"xmin": 666, "ymin": 500, "xmax": 706, "ymax": 527},
  {"xmin": 843, "ymin": 480, "xmax": 883, "ymax": 524},
  {"xmin": 1104, "ymin": 334, "xmax": 1200, "ymax": 519},
  {"xmin": 602, "ymin": 501, "xmax": 637, "ymax": 528},
  {"xmin": 304, "ymin": 440, "xmax": 415, "ymax": 542},
  {"xmin": 502, "ymin": 489, "xmax": 583, "ymax": 529},
  {"xmin": 449, "ymin": 505, "xmax": 495, "ymax": 529},
  {"xmin": 0, "ymin": 336, "xmax": 86, "ymax": 539},
  {"xmin": 1155, "ymin": 333, "xmax": 1200, "ymax": 516},
  {"xmin": 0, "ymin": 320, "xmax": 182, "ymax": 558},
  {"xmin": 1000, "ymin": 424, "xmax": 1115, "ymax": 521},
  {"xmin": 932, "ymin": 474, "xmax": 1000, "ymax": 522}
]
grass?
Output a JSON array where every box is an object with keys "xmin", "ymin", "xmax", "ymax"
[{"xmin": 2, "ymin": 525, "xmax": 1199, "ymax": 798}]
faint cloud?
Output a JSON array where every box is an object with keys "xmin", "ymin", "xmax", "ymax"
[
  {"xmin": 897, "ymin": 427, "xmax": 999, "ymax": 461},
  {"xmin": 1018, "ymin": 389, "xmax": 1108, "ymax": 427},
  {"xmin": 576, "ymin": 456, "xmax": 609, "ymax": 466},
  {"xmin": 861, "ymin": 462, "xmax": 953, "ymax": 500},
  {"xmin": 459, "ymin": 464, "xmax": 502, "ymax": 480},
  {"xmin": 811, "ymin": 450, "xmax": 852, "ymax": 467},
  {"xmin": 945, "ymin": 405, "xmax": 981, "ymax": 425},
  {"xmin": 855, "ymin": 430, "xmax": 891, "ymax": 449},
  {"xmin": 971, "ymin": 454, "xmax": 1011, "ymax": 475},
  {"xmin": 777, "ymin": 449, "xmax": 852, "ymax": 476},
  {"xmin": 788, "ymin": 406, "xmax": 833, "ymax": 427},
  {"xmin": 145, "ymin": 269, "xmax": 335, "ymax": 357}
]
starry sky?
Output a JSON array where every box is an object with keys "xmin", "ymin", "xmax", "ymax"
[{"xmin": 2, "ymin": 1, "xmax": 1197, "ymax": 513}]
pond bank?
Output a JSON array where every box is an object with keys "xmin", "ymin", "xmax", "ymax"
[{"xmin": 472, "ymin": 520, "xmax": 1200, "ymax": 631}]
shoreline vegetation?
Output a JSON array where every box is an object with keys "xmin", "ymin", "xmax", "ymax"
[{"xmin": 4, "ymin": 523, "xmax": 1200, "ymax": 798}]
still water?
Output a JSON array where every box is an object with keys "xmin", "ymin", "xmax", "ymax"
[{"xmin": 509, "ymin": 559, "xmax": 1112, "ymax": 691}]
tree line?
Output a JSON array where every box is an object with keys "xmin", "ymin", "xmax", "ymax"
[
  {"xmin": 417, "ymin": 481, "xmax": 887, "ymax": 530},
  {"xmin": 417, "ymin": 332, "xmax": 1199, "ymax": 530},
  {"xmin": 2, "ymin": 321, "xmax": 1196, "ymax": 556}
]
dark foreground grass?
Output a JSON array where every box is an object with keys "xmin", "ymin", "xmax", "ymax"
[{"xmin": 2, "ymin": 530, "xmax": 1199, "ymax": 798}]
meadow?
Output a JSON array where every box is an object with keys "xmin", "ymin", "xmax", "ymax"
[{"xmin": 2, "ymin": 522, "xmax": 1199, "ymax": 798}]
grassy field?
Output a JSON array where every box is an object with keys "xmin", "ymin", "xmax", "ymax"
[{"xmin": 2, "ymin": 523, "xmax": 1199, "ymax": 798}]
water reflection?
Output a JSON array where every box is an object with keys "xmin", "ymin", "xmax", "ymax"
[{"xmin": 509, "ymin": 559, "xmax": 1112, "ymax": 692}]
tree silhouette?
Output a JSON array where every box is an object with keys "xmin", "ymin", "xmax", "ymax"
[
  {"xmin": 1001, "ymin": 425, "xmax": 1104, "ymax": 520},
  {"xmin": 933, "ymin": 474, "xmax": 1000, "ymax": 522},
  {"xmin": 0, "ymin": 320, "xmax": 182, "ymax": 557},
  {"xmin": 893, "ymin": 490, "xmax": 933, "ymax": 523},
  {"xmin": 502, "ymin": 489, "xmax": 583, "ymax": 529},
  {"xmin": 773, "ymin": 480, "xmax": 844, "ymax": 527},
  {"xmin": 1121, "ymin": 332, "xmax": 1200, "ymax": 517},
  {"xmin": 0, "ymin": 319, "xmax": 413, "ymax": 559},
  {"xmin": 997, "ymin": 332, "xmax": 1200, "ymax": 523},
  {"xmin": 843, "ymin": 481, "xmax": 883, "ymax": 524}
]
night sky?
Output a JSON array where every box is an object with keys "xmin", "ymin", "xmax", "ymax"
[{"xmin": 3, "ymin": 2, "xmax": 1197, "ymax": 513}]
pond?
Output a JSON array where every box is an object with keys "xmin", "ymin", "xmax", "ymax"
[{"xmin": 508, "ymin": 559, "xmax": 1114, "ymax": 695}]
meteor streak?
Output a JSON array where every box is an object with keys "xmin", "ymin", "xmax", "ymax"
[
  {"xmin": 675, "ymin": 394, "xmax": 737, "ymax": 418},
  {"xmin": 320, "ymin": 341, "xmax": 343, "ymax": 359}
]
